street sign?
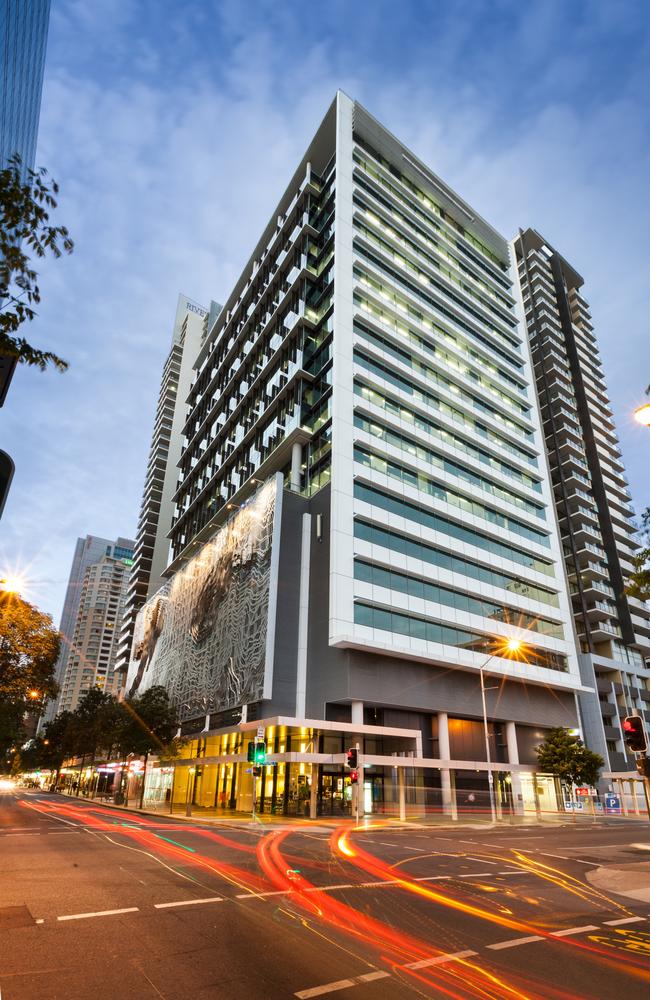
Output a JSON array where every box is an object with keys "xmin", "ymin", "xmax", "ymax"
[
  {"xmin": 256, "ymin": 726, "xmax": 265, "ymax": 738},
  {"xmin": 604, "ymin": 794, "xmax": 621, "ymax": 814},
  {"xmin": 575, "ymin": 787, "xmax": 590, "ymax": 796}
]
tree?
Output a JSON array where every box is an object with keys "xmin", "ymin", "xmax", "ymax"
[
  {"xmin": 67, "ymin": 689, "xmax": 122, "ymax": 790},
  {"xmin": 625, "ymin": 507, "xmax": 650, "ymax": 602},
  {"xmin": 536, "ymin": 727, "xmax": 604, "ymax": 801},
  {"xmin": 0, "ymin": 154, "xmax": 73, "ymax": 371},
  {"xmin": 0, "ymin": 591, "xmax": 60, "ymax": 759},
  {"xmin": 116, "ymin": 686, "xmax": 179, "ymax": 807}
]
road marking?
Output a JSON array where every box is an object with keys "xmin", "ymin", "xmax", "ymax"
[
  {"xmin": 603, "ymin": 916, "xmax": 645, "ymax": 926},
  {"xmin": 497, "ymin": 870, "xmax": 528, "ymax": 875},
  {"xmin": 236, "ymin": 890, "xmax": 289, "ymax": 899},
  {"xmin": 57, "ymin": 907, "xmax": 139, "ymax": 921},
  {"xmin": 154, "ymin": 896, "xmax": 223, "ymax": 909},
  {"xmin": 487, "ymin": 935, "xmax": 544, "ymax": 950},
  {"xmin": 550, "ymin": 925, "xmax": 599, "ymax": 937},
  {"xmin": 466, "ymin": 857, "xmax": 498, "ymax": 865},
  {"xmin": 35, "ymin": 919, "xmax": 44, "ymax": 924},
  {"xmin": 295, "ymin": 970, "xmax": 391, "ymax": 998},
  {"xmin": 532, "ymin": 851, "xmax": 594, "ymax": 865},
  {"xmin": 459, "ymin": 872, "xmax": 498, "ymax": 879},
  {"xmin": 406, "ymin": 949, "xmax": 477, "ymax": 970}
]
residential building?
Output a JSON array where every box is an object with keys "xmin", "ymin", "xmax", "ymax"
[
  {"xmin": 44, "ymin": 536, "xmax": 134, "ymax": 720},
  {"xmin": 126, "ymin": 93, "xmax": 586, "ymax": 819},
  {"xmin": 514, "ymin": 228, "xmax": 650, "ymax": 785},
  {"xmin": 0, "ymin": 0, "xmax": 52, "ymax": 502},
  {"xmin": 114, "ymin": 295, "xmax": 216, "ymax": 686}
]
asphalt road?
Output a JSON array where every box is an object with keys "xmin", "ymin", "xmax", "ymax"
[{"xmin": 1, "ymin": 787, "xmax": 649, "ymax": 999}]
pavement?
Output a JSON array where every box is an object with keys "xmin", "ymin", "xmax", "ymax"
[{"xmin": 1, "ymin": 786, "xmax": 650, "ymax": 999}]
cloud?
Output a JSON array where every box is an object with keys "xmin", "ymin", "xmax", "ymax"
[{"xmin": 2, "ymin": 0, "xmax": 648, "ymax": 620}]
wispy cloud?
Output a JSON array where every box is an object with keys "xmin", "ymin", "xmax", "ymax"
[{"xmin": 2, "ymin": 0, "xmax": 648, "ymax": 619}]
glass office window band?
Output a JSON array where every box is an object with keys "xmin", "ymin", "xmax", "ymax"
[
  {"xmin": 353, "ymin": 519, "xmax": 560, "ymax": 608},
  {"xmin": 353, "ymin": 558, "xmax": 564, "ymax": 639},
  {"xmin": 354, "ymin": 446, "xmax": 551, "ymax": 548},
  {"xmin": 354, "ymin": 602, "xmax": 568, "ymax": 672},
  {"xmin": 354, "ymin": 380, "xmax": 542, "ymax": 492},
  {"xmin": 353, "ymin": 413, "xmax": 545, "ymax": 519},
  {"xmin": 353, "ymin": 349, "xmax": 538, "ymax": 467},
  {"xmin": 354, "ymin": 482, "xmax": 556, "ymax": 577}
]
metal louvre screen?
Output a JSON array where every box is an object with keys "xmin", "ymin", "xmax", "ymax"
[{"xmin": 126, "ymin": 479, "xmax": 277, "ymax": 718}]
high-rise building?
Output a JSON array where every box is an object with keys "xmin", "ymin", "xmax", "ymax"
[
  {"xmin": 0, "ymin": 0, "xmax": 52, "ymax": 493},
  {"xmin": 114, "ymin": 295, "xmax": 216, "ymax": 685},
  {"xmin": 44, "ymin": 536, "xmax": 134, "ymax": 720},
  {"xmin": 126, "ymin": 94, "xmax": 585, "ymax": 818},
  {"xmin": 514, "ymin": 228, "xmax": 650, "ymax": 781},
  {"xmin": 0, "ymin": 0, "xmax": 50, "ymax": 174}
]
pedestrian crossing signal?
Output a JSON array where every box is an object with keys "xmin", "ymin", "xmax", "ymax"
[{"xmin": 254, "ymin": 742, "xmax": 266, "ymax": 765}]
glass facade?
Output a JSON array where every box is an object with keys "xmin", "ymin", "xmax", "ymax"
[
  {"xmin": 0, "ymin": 0, "xmax": 51, "ymax": 173},
  {"xmin": 170, "ymin": 163, "xmax": 335, "ymax": 558}
]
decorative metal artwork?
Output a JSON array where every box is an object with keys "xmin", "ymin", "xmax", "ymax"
[{"xmin": 127, "ymin": 480, "xmax": 276, "ymax": 718}]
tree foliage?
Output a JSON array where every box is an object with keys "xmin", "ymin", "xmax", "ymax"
[
  {"xmin": 116, "ymin": 686, "xmax": 179, "ymax": 759},
  {"xmin": 625, "ymin": 507, "xmax": 650, "ymax": 603},
  {"xmin": 535, "ymin": 727, "xmax": 604, "ymax": 788},
  {"xmin": 0, "ymin": 591, "xmax": 60, "ymax": 756},
  {"xmin": 0, "ymin": 154, "xmax": 73, "ymax": 371}
]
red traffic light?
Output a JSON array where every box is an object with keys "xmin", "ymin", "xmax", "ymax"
[
  {"xmin": 349, "ymin": 770, "xmax": 359, "ymax": 784},
  {"xmin": 623, "ymin": 715, "xmax": 647, "ymax": 754},
  {"xmin": 346, "ymin": 747, "xmax": 358, "ymax": 769}
]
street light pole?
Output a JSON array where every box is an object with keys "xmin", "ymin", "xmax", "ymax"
[{"xmin": 479, "ymin": 660, "xmax": 497, "ymax": 824}]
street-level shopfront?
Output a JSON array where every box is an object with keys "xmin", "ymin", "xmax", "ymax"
[{"xmin": 137, "ymin": 721, "xmax": 566, "ymax": 819}]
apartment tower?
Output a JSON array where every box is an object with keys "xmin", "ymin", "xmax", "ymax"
[
  {"xmin": 514, "ymin": 228, "xmax": 650, "ymax": 780},
  {"xmin": 114, "ymin": 295, "xmax": 215, "ymax": 684}
]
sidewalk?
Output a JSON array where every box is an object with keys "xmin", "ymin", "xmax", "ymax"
[
  {"xmin": 51, "ymin": 790, "xmax": 644, "ymax": 832},
  {"xmin": 587, "ymin": 852, "xmax": 650, "ymax": 903}
]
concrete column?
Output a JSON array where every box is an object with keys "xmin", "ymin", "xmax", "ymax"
[
  {"xmin": 631, "ymin": 779, "xmax": 640, "ymax": 815},
  {"xmin": 398, "ymin": 767, "xmax": 406, "ymax": 822},
  {"xmin": 290, "ymin": 441, "xmax": 302, "ymax": 492},
  {"xmin": 505, "ymin": 721, "xmax": 524, "ymax": 816},
  {"xmin": 619, "ymin": 779, "xmax": 629, "ymax": 816},
  {"xmin": 310, "ymin": 763, "xmax": 318, "ymax": 820},
  {"xmin": 351, "ymin": 700, "xmax": 363, "ymax": 726},
  {"xmin": 437, "ymin": 712, "xmax": 457, "ymax": 820}
]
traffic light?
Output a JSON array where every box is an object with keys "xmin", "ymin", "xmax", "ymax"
[
  {"xmin": 636, "ymin": 756, "xmax": 650, "ymax": 778},
  {"xmin": 623, "ymin": 715, "xmax": 648, "ymax": 753},
  {"xmin": 349, "ymin": 770, "xmax": 359, "ymax": 784},
  {"xmin": 253, "ymin": 766, "xmax": 262, "ymax": 777},
  {"xmin": 346, "ymin": 747, "xmax": 358, "ymax": 769},
  {"xmin": 247, "ymin": 741, "xmax": 256, "ymax": 763},
  {"xmin": 254, "ymin": 741, "xmax": 266, "ymax": 765}
]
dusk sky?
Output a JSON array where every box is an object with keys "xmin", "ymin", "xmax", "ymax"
[{"xmin": 2, "ymin": 0, "xmax": 649, "ymax": 624}]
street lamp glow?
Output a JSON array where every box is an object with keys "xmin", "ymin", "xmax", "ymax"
[{"xmin": 634, "ymin": 403, "xmax": 650, "ymax": 427}]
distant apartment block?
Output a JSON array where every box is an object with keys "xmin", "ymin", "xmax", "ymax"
[
  {"xmin": 47, "ymin": 536, "xmax": 134, "ymax": 717},
  {"xmin": 114, "ymin": 296, "xmax": 216, "ymax": 684},
  {"xmin": 514, "ymin": 228, "xmax": 650, "ymax": 779}
]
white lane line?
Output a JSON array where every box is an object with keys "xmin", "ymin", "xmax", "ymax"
[
  {"xmin": 295, "ymin": 970, "xmax": 391, "ymax": 998},
  {"xmin": 459, "ymin": 872, "xmax": 498, "ymax": 879},
  {"xmin": 532, "ymin": 851, "xmax": 594, "ymax": 865},
  {"xmin": 304, "ymin": 883, "xmax": 356, "ymax": 893},
  {"xmin": 406, "ymin": 949, "xmax": 477, "ymax": 970},
  {"xmin": 603, "ymin": 916, "xmax": 645, "ymax": 926},
  {"xmin": 57, "ymin": 907, "xmax": 139, "ymax": 921},
  {"xmin": 379, "ymin": 842, "xmax": 402, "ymax": 848},
  {"xmin": 466, "ymin": 857, "xmax": 498, "ymax": 865},
  {"xmin": 550, "ymin": 924, "xmax": 599, "ymax": 937},
  {"xmin": 413, "ymin": 875, "xmax": 452, "ymax": 882},
  {"xmin": 487, "ymin": 935, "xmax": 544, "ymax": 950},
  {"xmin": 154, "ymin": 896, "xmax": 223, "ymax": 909},
  {"xmin": 236, "ymin": 890, "xmax": 289, "ymax": 899},
  {"xmin": 497, "ymin": 870, "xmax": 528, "ymax": 875},
  {"xmin": 35, "ymin": 919, "xmax": 44, "ymax": 924}
]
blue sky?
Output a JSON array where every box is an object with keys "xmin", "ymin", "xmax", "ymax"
[{"xmin": 2, "ymin": 0, "xmax": 649, "ymax": 622}]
